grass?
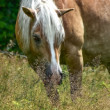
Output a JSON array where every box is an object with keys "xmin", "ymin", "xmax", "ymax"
[{"xmin": 0, "ymin": 53, "xmax": 110, "ymax": 110}]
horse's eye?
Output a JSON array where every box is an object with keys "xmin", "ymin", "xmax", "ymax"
[{"xmin": 32, "ymin": 34, "xmax": 41, "ymax": 44}]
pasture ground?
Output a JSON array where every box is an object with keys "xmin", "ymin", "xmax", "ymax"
[{"xmin": 0, "ymin": 53, "xmax": 110, "ymax": 110}]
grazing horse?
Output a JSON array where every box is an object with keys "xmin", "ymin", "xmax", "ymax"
[{"xmin": 15, "ymin": 0, "xmax": 110, "ymax": 103}]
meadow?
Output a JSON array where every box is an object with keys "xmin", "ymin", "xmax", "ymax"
[{"xmin": 0, "ymin": 53, "xmax": 110, "ymax": 110}]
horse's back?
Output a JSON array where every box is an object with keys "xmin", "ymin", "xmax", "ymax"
[{"xmin": 77, "ymin": 0, "xmax": 110, "ymax": 63}]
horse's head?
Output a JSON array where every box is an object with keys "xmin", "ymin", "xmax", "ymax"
[{"xmin": 22, "ymin": 1, "xmax": 74, "ymax": 85}]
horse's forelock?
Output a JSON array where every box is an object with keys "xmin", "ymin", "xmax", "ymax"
[{"xmin": 32, "ymin": 0, "xmax": 65, "ymax": 46}]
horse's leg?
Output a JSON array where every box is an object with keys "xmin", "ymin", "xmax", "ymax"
[
  {"xmin": 43, "ymin": 80, "xmax": 59, "ymax": 104},
  {"xmin": 64, "ymin": 45, "xmax": 83, "ymax": 101},
  {"xmin": 28, "ymin": 59, "xmax": 59, "ymax": 104}
]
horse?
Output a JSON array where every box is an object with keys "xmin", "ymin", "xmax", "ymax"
[{"xmin": 15, "ymin": 0, "xmax": 110, "ymax": 103}]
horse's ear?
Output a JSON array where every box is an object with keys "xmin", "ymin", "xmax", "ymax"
[
  {"xmin": 56, "ymin": 8, "xmax": 74, "ymax": 17},
  {"xmin": 22, "ymin": 6, "xmax": 35, "ymax": 18}
]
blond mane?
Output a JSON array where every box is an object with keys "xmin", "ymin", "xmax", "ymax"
[{"xmin": 18, "ymin": 0, "xmax": 65, "ymax": 52}]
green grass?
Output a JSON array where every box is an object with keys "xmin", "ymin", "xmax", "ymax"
[{"xmin": 0, "ymin": 53, "xmax": 110, "ymax": 110}]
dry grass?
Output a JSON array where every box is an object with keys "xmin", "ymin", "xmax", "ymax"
[{"xmin": 0, "ymin": 53, "xmax": 110, "ymax": 110}]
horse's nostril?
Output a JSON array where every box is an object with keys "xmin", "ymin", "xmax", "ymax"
[
  {"xmin": 58, "ymin": 72, "xmax": 63, "ymax": 85},
  {"xmin": 45, "ymin": 64, "xmax": 52, "ymax": 78},
  {"xmin": 60, "ymin": 72, "xmax": 63, "ymax": 77}
]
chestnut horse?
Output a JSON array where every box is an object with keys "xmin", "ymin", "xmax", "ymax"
[{"xmin": 16, "ymin": 0, "xmax": 110, "ymax": 103}]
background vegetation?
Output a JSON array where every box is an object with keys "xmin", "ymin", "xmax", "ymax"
[
  {"xmin": 0, "ymin": 0, "xmax": 20, "ymax": 51},
  {"xmin": 0, "ymin": 53, "xmax": 110, "ymax": 110}
]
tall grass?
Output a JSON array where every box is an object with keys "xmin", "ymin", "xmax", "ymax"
[{"xmin": 0, "ymin": 53, "xmax": 110, "ymax": 110}]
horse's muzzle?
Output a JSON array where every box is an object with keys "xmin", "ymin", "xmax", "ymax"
[{"xmin": 45, "ymin": 64, "xmax": 63, "ymax": 85}]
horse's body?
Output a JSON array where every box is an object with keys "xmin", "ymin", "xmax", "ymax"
[
  {"xmin": 16, "ymin": 0, "xmax": 110, "ymax": 103},
  {"xmin": 78, "ymin": 0, "xmax": 110, "ymax": 65},
  {"xmin": 57, "ymin": 0, "xmax": 110, "ymax": 65}
]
